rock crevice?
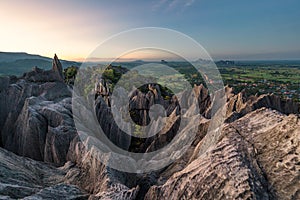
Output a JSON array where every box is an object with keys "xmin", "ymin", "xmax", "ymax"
[{"xmin": 0, "ymin": 60, "xmax": 299, "ymax": 199}]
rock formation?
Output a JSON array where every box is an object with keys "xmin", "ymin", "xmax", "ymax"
[
  {"xmin": 145, "ymin": 108, "xmax": 299, "ymax": 199},
  {"xmin": 52, "ymin": 54, "xmax": 64, "ymax": 81},
  {"xmin": 0, "ymin": 147, "xmax": 88, "ymax": 199},
  {"xmin": 94, "ymin": 96, "xmax": 132, "ymax": 151},
  {"xmin": 189, "ymin": 84, "xmax": 299, "ymax": 121},
  {"xmin": 95, "ymin": 78, "xmax": 110, "ymax": 106},
  {"xmin": 225, "ymin": 86, "xmax": 299, "ymax": 122},
  {"xmin": 0, "ymin": 61, "xmax": 299, "ymax": 199},
  {"xmin": 0, "ymin": 66, "xmax": 74, "ymax": 165}
]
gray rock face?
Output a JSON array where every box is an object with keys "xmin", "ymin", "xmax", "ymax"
[
  {"xmin": 192, "ymin": 85, "xmax": 299, "ymax": 122},
  {"xmin": 0, "ymin": 72, "xmax": 74, "ymax": 165},
  {"xmin": 193, "ymin": 84, "xmax": 211, "ymax": 117},
  {"xmin": 143, "ymin": 109, "xmax": 181, "ymax": 153},
  {"xmin": 0, "ymin": 61, "xmax": 140, "ymax": 199},
  {"xmin": 92, "ymin": 83, "xmax": 181, "ymax": 152},
  {"xmin": 228, "ymin": 108, "xmax": 300, "ymax": 199},
  {"xmin": 225, "ymin": 87, "xmax": 299, "ymax": 122},
  {"xmin": 0, "ymin": 147, "xmax": 88, "ymax": 199},
  {"xmin": 52, "ymin": 54, "xmax": 64, "ymax": 81},
  {"xmin": 66, "ymin": 137, "xmax": 139, "ymax": 200},
  {"xmin": 145, "ymin": 108, "xmax": 300, "ymax": 200},
  {"xmin": 0, "ymin": 63, "xmax": 299, "ymax": 199},
  {"xmin": 146, "ymin": 132, "xmax": 270, "ymax": 199},
  {"xmin": 128, "ymin": 84, "xmax": 177, "ymax": 126},
  {"xmin": 95, "ymin": 78, "xmax": 110, "ymax": 105},
  {"xmin": 0, "ymin": 55, "xmax": 75, "ymax": 165},
  {"xmin": 22, "ymin": 65, "xmax": 64, "ymax": 83},
  {"xmin": 94, "ymin": 96, "xmax": 132, "ymax": 151},
  {"xmin": 2, "ymin": 106, "xmax": 298, "ymax": 199}
]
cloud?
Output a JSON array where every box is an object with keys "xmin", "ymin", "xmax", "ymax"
[
  {"xmin": 167, "ymin": 0, "xmax": 181, "ymax": 10},
  {"xmin": 152, "ymin": 0, "xmax": 195, "ymax": 12},
  {"xmin": 152, "ymin": 0, "xmax": 169, "ymax": 11},
  {"xmin": 184, "ymin": 0, "xmax": 195, "ymax": 7}
]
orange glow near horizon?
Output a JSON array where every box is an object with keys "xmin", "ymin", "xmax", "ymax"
[
  {"xmin": 116, "ymin": 49, "xmax": 180, "ymax": 61},
  {"xmin": 0, "ymin": 1, "xmax": 199, "ymax": 62},
  {"xmin": 0, "ymin": 1, "xmax": 119, "ymax": 61},
  {"xmin": 76, "ymin": 49, "xmax": 182, "ymax": 63},
  {"xmin": 2, "ymin": 1, "xmax": 299, "ymax": 61}
]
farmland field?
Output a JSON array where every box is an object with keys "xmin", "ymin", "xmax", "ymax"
[{"xmin": 111, "ymin": 60, "xmax": 300, "ymax": 102}]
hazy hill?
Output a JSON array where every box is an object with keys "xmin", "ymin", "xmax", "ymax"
[{"xmin": 0, "ymin": 52, "xmax": 80, "ymax": 76}]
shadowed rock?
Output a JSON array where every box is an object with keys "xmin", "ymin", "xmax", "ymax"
[
  {"xmin": 94, "ymin": 96, "xmax": 131, "ymax": 151},
  {"xmin": 0, "ymin": 76, "xmax": 74, "ymax": 165},
  {"xmin": 0, "ymin": 63, "xmax": 299, "ymax": 199},
  {"xmin": 0, "ymin": 56, "xmax": 72, "ymax": 165},
  {"xmin": 66, "ymin": 136, "xmax": 139, "ymax": 199},
  {"xmin": 52, "ymin": 54, "xmax": 64, "ymax": 81},
  {"xmin": 0, "ymin": 147, "xmax": 88, "ymax": 199}
]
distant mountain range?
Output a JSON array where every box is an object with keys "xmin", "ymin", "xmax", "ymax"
[{"xmin": 0, "ymin": 52, "xmax": 81, "ymax": 76}]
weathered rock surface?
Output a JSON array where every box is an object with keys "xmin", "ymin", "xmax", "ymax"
[
  {"xmin": 229, "ymin": 108, "xmax": 300, "ymax": 199},
  {"xmin": 225, "ymin": 86, "xmax": 299, "ymax": 122},
  {"xmin": 0, "ymin": 68, "xmax": 74, "ymax": 165},
  {"xmin": 145, "ymin": 108, "xmax": 300, "ymax": 200},
  {"xmin": 0, "ymin": 147, "xmax": 88, "ymax": 199},
  {"xmin": 0, "ymin": 61, "xmax": 299, "ymax": 199},
  {"xmin": 128, "ymin": 84, "xmax": 178, "ymax": 126},
  {"xmin": 0, "ymin": 58, "xmax": 139, "ymax": 199},
  {"xmin": 186, "ymin": 84, "xmax": 299, "ymax": 121},
  {"xmin": 94, "ymin": 96, "xmax": 132, "ymax": 151},
  {"xmin": 66, "ymin": 136, "xmax": 139, "ymax": 200},
  {"xmin": 52, "ymin": 53, "xmax": 64, "ymax": 81}
]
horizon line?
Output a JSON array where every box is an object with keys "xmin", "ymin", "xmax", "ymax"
[{"xmin": 1, "ymin": 50, "xmax": 300, "ymax": 63}]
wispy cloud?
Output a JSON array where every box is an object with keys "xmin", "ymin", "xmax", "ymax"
[
  {"xmin": 184, "ymin": 0, "xmax": 195, "ymax": 7},
  {"xmin": 152, "ymin": 0, "xmax": 195, "ymax": 12},
  {"xmin": 152, "ymin": 0, "xmax": 169, "ymax": 11},
  {"xmin": 167, "ymin": 0, "xmax": 181, "ymax": 10}
]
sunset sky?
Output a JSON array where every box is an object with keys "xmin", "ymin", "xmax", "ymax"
[{"xmin": 1, "ymin": 0, "xmax": 300, "ymax": 61}]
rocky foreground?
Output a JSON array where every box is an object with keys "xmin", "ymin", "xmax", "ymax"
[{"xmin": 0, "ymin": 58, "xmax": 299, "ymax": 199}]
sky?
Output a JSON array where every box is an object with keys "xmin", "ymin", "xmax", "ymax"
[{"xmin": 1, "ymin": 0, "xmax": 300, "ymax": 61}]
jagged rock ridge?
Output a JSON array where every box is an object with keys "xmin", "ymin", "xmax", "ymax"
[
  {"xmin": 0, "ymin": 56, "xmax": 74, "ymax": 165},
  {"xmin": 52, "ymin": 53, "xmax": 64, "ymax": 81},
  {"xmin": 0, "ymin": 58, "xmax": 299, "ymax": 199}
]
